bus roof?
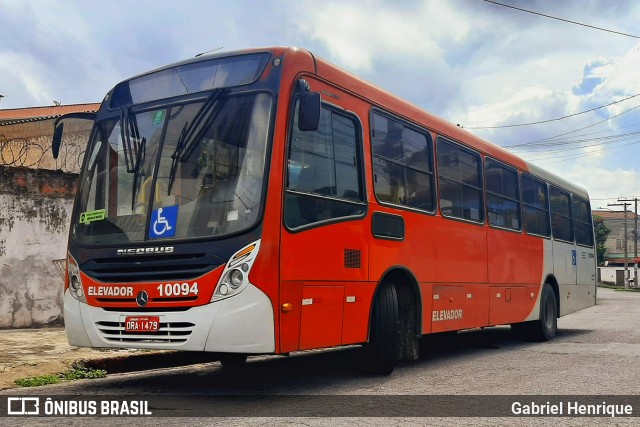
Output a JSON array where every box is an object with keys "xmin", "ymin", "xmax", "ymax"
[{"xmin": 111, "ymin": 46, "xmax": 589, "ymax": 200}]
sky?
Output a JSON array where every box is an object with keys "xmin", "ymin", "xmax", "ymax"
[{"xmin": 2, "ymin": 0, "xmax": 640, "ymax": 210}]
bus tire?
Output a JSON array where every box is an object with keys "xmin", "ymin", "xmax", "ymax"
[
  {"xmin": 512, "ymin": 283, "xmax": 557, "ymax": 342},
  {"xmin": 362, "ymin": 282, "xmax": 399, "ymax": 375},
  {"xmin": 219, "ymin": 354, "xmax": 247, "ymax": 370}
]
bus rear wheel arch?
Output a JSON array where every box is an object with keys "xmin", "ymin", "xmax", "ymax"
[{"xmin": 511, "ymin": 281, "xmax": 558, "ymax": 341}]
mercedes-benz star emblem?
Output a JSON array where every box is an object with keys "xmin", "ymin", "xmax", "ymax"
[{"xmin": 136, "ymin": 290, "xmax": 149, "ymax": 307}]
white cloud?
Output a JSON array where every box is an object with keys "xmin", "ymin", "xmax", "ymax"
[
  {"xmin": 447, "ymin": 35, "xmax": 640, "ymax": 201},
  {"xmin": 2, "ymin": 0, "xmax": 640, "ymax": 204},
  {"xmin": 293, "ymin": 0, "xmax": 449, "ymax": 72},
  {"xmin": 0, "ymin": 52, "xmax": 52, "ymax": 105},
  {"xmin": 463, "ymin": 85, "xmax": 555, "ymax": 128}
]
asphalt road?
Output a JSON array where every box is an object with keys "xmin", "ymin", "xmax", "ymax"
[{"xmin": 2, "ymin": 287, "xmax": 639, "ymax": 426}]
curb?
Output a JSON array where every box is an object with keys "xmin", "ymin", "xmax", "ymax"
[{"xmin": 77, "ymin": 351, "xmax": 223, "ymax": 374}]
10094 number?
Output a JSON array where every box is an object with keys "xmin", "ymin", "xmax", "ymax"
[{"xmin": 156, "ymin": 282, "xmax": 198, "ymax": 297}]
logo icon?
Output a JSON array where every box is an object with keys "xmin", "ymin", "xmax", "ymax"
[
  {"xmin": 7, "ymin": 397, "xmax": 40, "ymax": 415},
  {"xmin": 149, "ymin": 206, "xmax": 178, "ymax": 239},
  {"xmin": 136, "ymin": 290, "xmax": 149, "ymax": 307}
]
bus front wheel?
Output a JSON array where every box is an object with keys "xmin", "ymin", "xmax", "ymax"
[
  {"xmin": 219, "ymin": 354, "xmax": 248, "ymax": 370},
  {"xmin": 362, "ymin": 282, "xmax": 399, "ymax": 375}
]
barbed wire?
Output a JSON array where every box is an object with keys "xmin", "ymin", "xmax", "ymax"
[{"xmin": 0, "ymin": 133, "xmax": 86, "ymax": 173}]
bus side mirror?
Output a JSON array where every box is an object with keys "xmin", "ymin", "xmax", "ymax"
[
  {"xmin": 52, "ymin": 121, "xmax": 64, "ymax": 159},
  {"xmin": 51, "ymin": 112, "xmax": 98, "ymax": 160},
  {"xmin": 298, "ymin": 92, "xmax": 321, "ymax": 132}
]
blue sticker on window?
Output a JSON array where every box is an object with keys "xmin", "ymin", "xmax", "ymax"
[{"xmin": 149, "ymin": 205, "xmax": 178, "ymax": 239}]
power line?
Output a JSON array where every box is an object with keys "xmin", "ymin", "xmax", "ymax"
[
  {"xmin": 502, "ymin": 104, "xmax": 640, "ymax": 148},
  {"xmin": 521, "ymin": 138, "xmax": 638, "ymax": 162},
  {"xmin": 482, "ymin": 0, "xmax": 640, "ymax": 39},
  {"xmin": 522, "ymin": 139, "xmax": 639, "ymax": 163},
  {"xmin": 512, "ymin": 123, "xmax": 640, "ymax": 146},
  {"xmin": 508, "ymin": 130, "xmax": 640, "ymax": 152},
  {"xmin": 464, "ymin": 93, "xmax": 640, "ymax": 129}
]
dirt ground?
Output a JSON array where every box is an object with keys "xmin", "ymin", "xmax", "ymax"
[
  {"xmin": 0, "ymin": 327, "xmax": 226, "ymax": 390},
  {"xmin": 0, "ymin": 327, "xmax": 149, "ymax": 390}
]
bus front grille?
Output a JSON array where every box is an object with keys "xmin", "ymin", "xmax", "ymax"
[
  {"xmin": 82, "ymin": 253, "xmax": 224, "ymax": 282},
  {"xmin": 95, "ymin": 321, "xmax": 196, "ymax": 344}
]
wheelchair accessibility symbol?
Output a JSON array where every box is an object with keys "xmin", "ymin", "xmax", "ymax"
[{"xmin": 149, "ymin": 205, "xmax": 178, "ymax": 239}]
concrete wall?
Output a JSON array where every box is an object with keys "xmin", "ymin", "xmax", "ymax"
[
  {"xmin": 598, "ymin": 266, "xmax": 638, "ymax": 286},
  {"xmin": 0, "ymin": 166, "xmax": 77, "ymax": 328},
  {"xmin": 598, "ymin": 267, "xmax": 618, "ymax": 284}
]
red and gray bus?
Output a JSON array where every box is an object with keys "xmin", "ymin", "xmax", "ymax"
[{"xmin": 53, "ymin": 47, "xmax": 596, "ymax": 373}]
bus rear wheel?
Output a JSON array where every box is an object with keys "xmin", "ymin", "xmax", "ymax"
[
  {"xmin": 512, "ymin": 283, "xmax": 557, "ymax": 341},
  {"xmin": 362, "ymin": 282, "xmax": 399, "ymax": 375}
]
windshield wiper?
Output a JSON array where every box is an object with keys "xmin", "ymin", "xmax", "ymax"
[
  {"xmin": 167, "ymin": 88, "xmax": 228, "ymax": 194},
  {"xmin": 130, "ymin": 137, "xmax": 146, "ymax": 211},
  {"xmin": 120, "ymin": 108, "xmax": 135, "ymax": 173},
  {"xmin": 120, "ymin": 108, "xmax": 147, "ymax": 210},
  {"xmin": 168, "ymin": 120, "xmax": 189, "ymax": 194}
]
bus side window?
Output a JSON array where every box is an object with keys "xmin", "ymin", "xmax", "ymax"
[
  {"xmin": 573, "ymin": 198, "xmax": 594, "ymax": 247},
  {"xmin": 370, "ymin": 111, "xmax": 434, "ymax": 211},
  {"xmin": 436, "ymin": 137, "xmax": 483, "ymax": 223},
  {"xmin": 373, "ymin": 157, "xmax": 405, "ymax": 205},
  {"xmin": 550, "ymin": 186, "xmax": 574, "ymax": 242},
  {"xmin": 521, "ymin": 174, "xmax": 551, "ymax": 237},
  {"xmin": 485, "ymin": 159, "xmax": 521, "ymax": 231},
  {"xmin": 284, "ymin": 99, "xmax": 365, "ymax": 229}
]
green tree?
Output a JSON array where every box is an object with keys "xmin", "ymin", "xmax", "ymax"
[{"xmin": 593, "ymin": 215, "xmax": 611, "ymax": 265}]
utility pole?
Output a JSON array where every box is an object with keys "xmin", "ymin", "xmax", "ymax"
[
  {"xmin": 609, "ymin": 202, "xmax": 632, "ymax": 288},
  {"xmin": 618, "ymin": 197, "xmax": 639, "ymax": 288}
]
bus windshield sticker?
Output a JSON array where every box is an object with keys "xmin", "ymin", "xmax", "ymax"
[
  {"xmin": 153, "ymin": 110, "xmax": 165, "ymax": 125},
  {"xmin": 149, "ymin": 205, "xmax": 179, "ymax": 239},
  {"xmin": 79, "ymin": 209, "xmax": 106, "ymax": 224}
]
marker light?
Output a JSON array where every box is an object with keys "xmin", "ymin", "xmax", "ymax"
[{"xmin": 281, "ymin": 303, "xmax": 293, "ymax": 312}]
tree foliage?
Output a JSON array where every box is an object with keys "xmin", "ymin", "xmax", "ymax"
[{"xmin": 593, "ymin": 215, "xmax": 611, "ymax": 265}]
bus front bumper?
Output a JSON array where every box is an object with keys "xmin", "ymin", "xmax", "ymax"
[{"xmin": 63, "ymin": 283, "xmax": 275, "ymax": 353}]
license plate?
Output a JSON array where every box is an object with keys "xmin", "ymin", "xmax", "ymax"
[{"xmin": 125, "ymin": 316, "xmax": 160, "ymax": 332}]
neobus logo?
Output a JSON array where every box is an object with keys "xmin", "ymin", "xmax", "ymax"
[{"xmin": 116, "ymin": 246, "xmax": 175, "ymax": 256}]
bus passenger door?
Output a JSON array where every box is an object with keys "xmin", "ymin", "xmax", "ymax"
[{"xmin": 279, "ymin": 91, "xmax": 370, "ymax": 352}]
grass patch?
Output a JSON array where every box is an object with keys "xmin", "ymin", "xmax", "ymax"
[
  {"xmin": 14, "ymin": 367, "xmax": 107, "ymax": 387},
  {"xmin": 14, "ymin": 375, "xmax": 60, "ymax": 387},
  {"xmin": 60, "ymin": 366, "xmax": 107, "ymax": 381}
]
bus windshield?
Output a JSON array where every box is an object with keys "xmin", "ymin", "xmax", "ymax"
[{"xmin": 74, "ymin": 92, "xmax": 272, "ymax": 244}]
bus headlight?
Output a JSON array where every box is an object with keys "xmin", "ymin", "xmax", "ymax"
[
  {"xmin": 67, "ymin": 253, "xmax": 87, "ymax": 303},
  {"xmin": 229, "ymin": 269, "xmax": 244, "ymax": 288},
  {"xmin": 212, "ymin": 240, "xmax": 260, "ymax": 302}
]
